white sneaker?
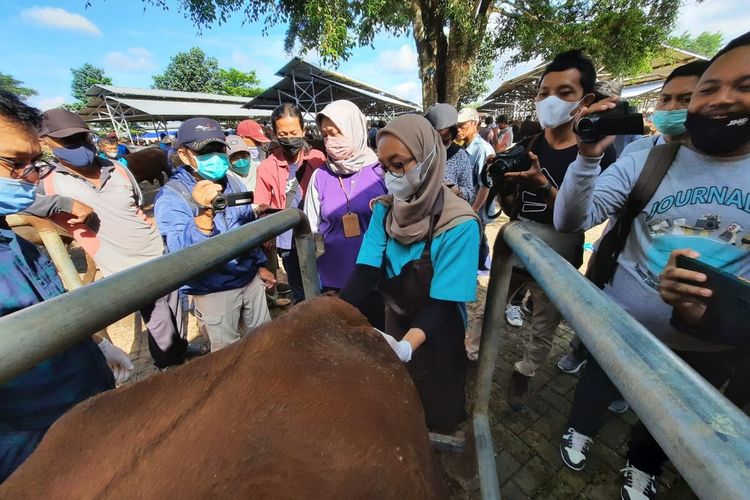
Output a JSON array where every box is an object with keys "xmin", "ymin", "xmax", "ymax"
[
  {"xmin": 560, "ymin": 427, "xmax": 592, "ymax": 471},
  {"xmin": 620, "ymin": 460, "xmax": 656, "ymax": 500},
  {"xmin": 505, "ymin": 305, "xmax": 524, "ymax": 327}
]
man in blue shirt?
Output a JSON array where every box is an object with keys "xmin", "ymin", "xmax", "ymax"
[
  {"xmin": 155, "ymin": 117, "xmax": 274, "ymax": 352},
  {"xmin": 0, "ymin": 91, "xmax": 114, "ymax": 482}
]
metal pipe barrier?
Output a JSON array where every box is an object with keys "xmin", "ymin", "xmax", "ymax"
[
  {"xmin": 475, "ymin": 221, "xmax": 750, "ymax": 500},
  {"xmin": 0, "ymin": 209, "xmax": 320, "ymax": 384}
]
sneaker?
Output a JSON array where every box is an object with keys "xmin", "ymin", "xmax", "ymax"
[
  {"xmin": 620, "ymin": 460, "xmax": 656, "ymax": 500},
  {"xmin": 557, "ymin": 352, "xmax": 587, "ymax": 374},
  {"xmin": 560, "ymin": 427, "xmax": 593, "ymax": 471},
  {"xmin": 508, "ymin": 371, "xmax": 531, "ymax": 411},
  {"xmin": 608, "ymin": 399, "xmax": 630, "ymax": 414},
  {"xmin": 505, "ymin": 305, "xmax": 524, "ymax": 327}
]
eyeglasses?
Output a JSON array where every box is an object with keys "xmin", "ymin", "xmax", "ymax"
[
  {"xmin": 0, "ymin": 155, "xmax": 54, "ymax": 180},
  {"xmin": 380, "ymin": 157, "xmax": 416, "ymax": 179}
]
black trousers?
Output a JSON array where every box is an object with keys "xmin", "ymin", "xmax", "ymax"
[{"xmin": 568, "ymin": 348, "xmax": 736, "ymax": 475}]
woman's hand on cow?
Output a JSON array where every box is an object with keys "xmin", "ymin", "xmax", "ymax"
[
  {"xmin": 659, "ymin": 249, "xmax": 710, "ymax": 325},
  {"xmin": 373, "ymin": 328, "xmax": 413, "ymax": 362},
  {"xmin": 96, "ymin": 338, "xmax": 134, "ymax": 385},
  {"xmin": 257, "ymin": 267, "xmax": 276, "ymax": 289}
]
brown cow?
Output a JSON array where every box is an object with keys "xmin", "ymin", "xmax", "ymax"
[
  {"xmin": 123, "ymin": 147, "xmax": 171, "ymax": 186},
  {"xmin": 1, "ymin": 297, "xmax": 448, "ymax": 499}
]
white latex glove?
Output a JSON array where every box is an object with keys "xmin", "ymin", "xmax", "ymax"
[
  {"xmin": 373, "ymin": 328, "xmax": 412, "ymax": 363},
  {"xmin": 97, "ymin": 338, "xmax": 134, "ymax": 385}
]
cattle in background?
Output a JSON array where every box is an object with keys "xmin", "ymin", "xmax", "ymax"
[
  {"xmin": 124, "ymin": 147, "xmax": 171, "ymax": 186},
  {"xmin": 1, "ymin": 297, "xmax": 448, "ymax": 499}
]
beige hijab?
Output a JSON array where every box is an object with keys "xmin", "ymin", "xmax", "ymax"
[
  {"xmin": 376, "ymin": 114, "xmax": 478, "ymax": 245},
  {"xmin": 316, "ymin": 100, "xmax": 378, "ymax": 175}
]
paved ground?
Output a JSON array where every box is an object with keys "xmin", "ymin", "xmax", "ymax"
[{"xmin": 57, "ymin": 186, "xmax": 703, "ymax": 499}]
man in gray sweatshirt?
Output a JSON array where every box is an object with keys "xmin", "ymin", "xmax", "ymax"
[{"xmin": 554, "ymin": 32, "xmax": 750, "ymax": 500}]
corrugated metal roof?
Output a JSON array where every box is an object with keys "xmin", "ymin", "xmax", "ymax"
[{"xmin": 86, "ymin": 85, "xmax": 251, "ymax": 104}]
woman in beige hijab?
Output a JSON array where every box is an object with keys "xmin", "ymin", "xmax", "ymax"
[
  {"xmin": 340, "ymin": 114, "xmax": 480, "ymax": 434},
  {"xmin": 304, "ymin": 100, "xmax": 386, "ymax": 292}
]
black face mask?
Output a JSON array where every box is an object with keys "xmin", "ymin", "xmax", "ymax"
[
  {"xmin": 277, "ymin": 136, "xmax": 306, "ymax": 158},
  {"xmin": 685, "ymin": 111, "xmax": 750, "ymax": 155}
]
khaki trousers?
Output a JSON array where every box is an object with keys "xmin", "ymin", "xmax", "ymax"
[{"xmin": 514, "ymin": 281, "xmax": 562, "ymax": 377}]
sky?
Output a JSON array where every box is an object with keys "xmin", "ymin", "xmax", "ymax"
[{"xmin": 0, "ymin": 0, "xmax": 747, "ymax": 112}]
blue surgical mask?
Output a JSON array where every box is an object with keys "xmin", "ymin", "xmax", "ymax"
[
  {"xmin": 0, "ymin": 177, "xmax": 37, "ymax": 215},
  {"xmin": 231, "ymin": 158, "xmax": 251, "ymax": 176},
  {"xmin": 196, "ymin": 152, "xmax": 230, "ymax": 181},
  {"xmin": 652, "ymin": 109, "xmax": 688, "ymax": 136},
  {"xmin": 52, "ymin": 144, "xmax": 96, "ymax": 168}
]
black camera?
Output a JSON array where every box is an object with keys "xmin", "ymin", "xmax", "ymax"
[
  {"xmin": 574, "ymin": 101, "xmax": 644, "ymax": 143},
  {"xmin": 481, "ymin": 144, "xmax": 531, "ymax": 188},
  {"xmin": 211, "ymin": 191, "xmax": 254, "ymax": 211}
]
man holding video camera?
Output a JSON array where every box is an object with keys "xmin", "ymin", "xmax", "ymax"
[
  {"xmin": 554, "ymin": 33, "xmax": 750, "ymax": 500},
  {"xmin": 490, "ymin": 50, "xmax": 616, "ymax": 411},
  {"xmin": 155, "ymin": 117, "xmax": 274, "ymax": 352}
]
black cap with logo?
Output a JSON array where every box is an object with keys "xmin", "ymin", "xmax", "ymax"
[{"xmin": 176, "ymin": 117, "xmax": 226, "ymax": 151}]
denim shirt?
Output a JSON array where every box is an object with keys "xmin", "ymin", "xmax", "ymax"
[{"xmin": 0, "ymin": 217, "xmax": 113, "ymax": 481}]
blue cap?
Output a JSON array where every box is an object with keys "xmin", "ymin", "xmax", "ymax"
[{"xmin": 176, "ymin": 117, "xmax": 226, "ymax": 151}]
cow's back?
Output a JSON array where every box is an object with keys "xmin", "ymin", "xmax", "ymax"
[
  {"xmin": 1, "ymin": 297, "xmax": 447, "ymax": 499},
  {"xmin": 124, "ymin": 147, "xmax": 168, "ymax": 184}
]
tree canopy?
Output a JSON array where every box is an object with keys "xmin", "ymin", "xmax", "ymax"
[
  {"xmin": 139, "ymin": 0, "xmax": 688, "ymax": 107},
  {"xmin": 0, "ymin": 72, "xmax": 37, "ymax": 98},
  {"xmin": 71, "ymin": 63, "xmax": 112, "ymax": 102},
  {"xmin": 667, "ymin": 31, "xmax": 723, "ymax": 57},
  {"xmin": 217, "ymin": 68, "xmax": 264, "ymax": 97},
  {"xmin": 152, "ymin": 47, "xmax": 222, "ymax": 93}
]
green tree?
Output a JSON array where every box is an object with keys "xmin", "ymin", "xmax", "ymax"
[
  {"xmin": 71, "ymin": 63, "xmax": 112, "ymax": 103},
  {"xmin": 0, "ymin": 72, "xmax": 37, "ymax": 98},
  {"xmin": 138, "ymin": 0, "xmax": 686, "ymax": 107},
  {"xmin": 667, "ymin": 31, "xmax": 723, "ymax": 57},
  {"xmin": 152, "ymin": 47, "xmax": 222, "ymax": 93},
  {"xmin": 217, "ymin": 68, "xmax": 264, "ymax": 97}
]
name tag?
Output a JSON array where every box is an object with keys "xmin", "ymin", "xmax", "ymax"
[{"xmin": 342, "ymin": 213, "xmax": 361, "ymax": 238}]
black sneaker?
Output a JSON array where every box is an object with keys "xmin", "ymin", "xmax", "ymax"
[
  {"xmin": 620, "ymin": 460, "xmax": 656, "ymax": 500},
  {"xmin": 560, "ymin": 427, "xmax": 593, "ymax": 471},
  {"xmin": 508, "ymin": 371, "xmax": 531, "ymax": 411}
]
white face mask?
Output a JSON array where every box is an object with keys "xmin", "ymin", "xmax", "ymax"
[
  {"xmin": 385, "ymin": 146, "xmax": 436, "ymax": 201},
  {"xmin": 535, "ymin": 95, "xmax": 582, "ymax": 129},
  {"xmin": 104, "ymin": 151, "xmax": 118, "ymax": 159}
]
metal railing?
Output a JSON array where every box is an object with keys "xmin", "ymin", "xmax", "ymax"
[
  {"xmin": 473, "ymin": 221, "xmax": 750, "ymax": 500},
  {"xmin": 0, "ymin": 209, "xmax": 320, "ymax": 384}
]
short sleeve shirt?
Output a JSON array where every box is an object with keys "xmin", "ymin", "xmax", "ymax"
[{"xmin": 356, "ymin": 203, "xmax": 479, "ymax": 302}]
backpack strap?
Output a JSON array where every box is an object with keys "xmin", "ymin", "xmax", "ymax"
[
  {"xmin": 588, "ymin": 141, "xmax": 681, "ymax": 287},
  {"xmin": 164, "ymin": 178, "xmax": 202, "ymax": 215}
]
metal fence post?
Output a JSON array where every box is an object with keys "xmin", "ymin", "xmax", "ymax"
[
  {"xmin": 473, "ymin": 229, "xmax": 514, "ymax": 500},
  {"xmin": 292, "ymin": 214, "xmax": 321, "ymax": 299}
]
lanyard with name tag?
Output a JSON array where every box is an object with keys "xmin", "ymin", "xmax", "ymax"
[{"xmin": 338, "ymin": 171, "xmax": 362, "ymax": 238}]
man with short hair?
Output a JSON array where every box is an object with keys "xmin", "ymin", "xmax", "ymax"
[
  {"xmin": 155, "ymin": 117, "xmax": 274, "ymax": 352},
  {"xmin": 30, "ymin": 108, "xmax": 181, "ymax": 371},
  {"xmin": 554, "ymin": 33, "xmax": 750, "ymax": 499},
  {"xmin": 494, "ymin": 114, "xmax": 514, "ymax": 153},
  {"xmin": 0, "ymin": 91, "xmax": 114, "ymax": 481},
  {"xmin": 97, "ymin": 136, "xmax": 128, "ymax": 166},
  {"xmin": 478, "ymin": 115, "xmax": 495, "ymax": 144},
  {"xmin": 498, "ymin": 50, "xmax": 616, "ymax": 409}
]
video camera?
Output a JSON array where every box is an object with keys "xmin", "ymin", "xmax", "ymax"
[
  {"xmin": 211, "ymin": 191, "xmax": 254, "ymax": 211},
  {"xmin": 574, "ymin": 101, "xmax": 644, "ymax": 143},
  {"xmin": 481, "ymin": 144, "xmax": 531, "ymax": 189}
]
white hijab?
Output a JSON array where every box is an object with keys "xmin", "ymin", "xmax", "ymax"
[{"xmin": 316, "ymin": 100, "xmax": 378, "ymax": 175}]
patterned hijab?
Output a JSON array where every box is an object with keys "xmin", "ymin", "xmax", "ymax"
[
  {"xmin": 375, "ymin": 114, "xmax": 478, "ymax": 245},
  {"xmin": 316, "ymin": 100, "xmax": 378, "ymax": 175}
]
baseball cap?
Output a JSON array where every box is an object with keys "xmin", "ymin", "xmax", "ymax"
[
  {"xmin": 424, "ymin": 103, "xmax": 458, "ymax": 130},
  {"xmin": 236, "ymin": 119, "xmax": 270, "ymax": 143},
  {"xmin": 176, "ymin": 117, "xmax": 226, "ymax": 150},
  {"xmin": 457, "ymin": 107, "xmax": 480, "ymax": 124},
  {"xmin": 225, "ymin": 135, "xmax": 251, "ymax": 157},
  {"xmin": 39, "ymin": 109, "xmax": 91, "ymax": 138}
]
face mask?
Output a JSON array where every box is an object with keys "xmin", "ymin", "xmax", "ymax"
[
  {"xmin": 385, "ymin": 146, "xmax": 436, "ymax": 201},
  {"xmin": 52, "ymin": 143, "xmax": 96, "ymax": 168},
  {"xmin": 277, "ymin": 137, "xmax": 306, "ymax": 157},
  {"xmin": 535, "ymin": 95, "xmax": 582, "ymax": 129},
  {"xmin": 104, "ymin": 151, "xmax": 119, "ymax": 159},
  {"xmin": 195, "ymin": 152, "xmax": 230, "ymax": 181},
  {"xmin": 324, "ymin": 135, "xmax": 355, "ymax": 161},
  {"xmin": 249, "ymin": 147, "xmax": 260, "ymax": 161},
  {"xmin": 0, "ymin": 177, "xmax": 37, "ymax": 215},
  {"xmin": 231, "ymin": 158, "xmax": 251, "ymax": 176},
  {"xmin": 652, "ymin": 109, "xmax": 688, "ymax": 136},
  {"xmin": 685, "ymin": 112, "xmax": 750, "ymax": 155}
]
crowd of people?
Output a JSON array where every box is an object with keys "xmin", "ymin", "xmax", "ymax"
[{"xmin": 0, "ymin": 30, "xmax": 748, "ymax": 498}]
